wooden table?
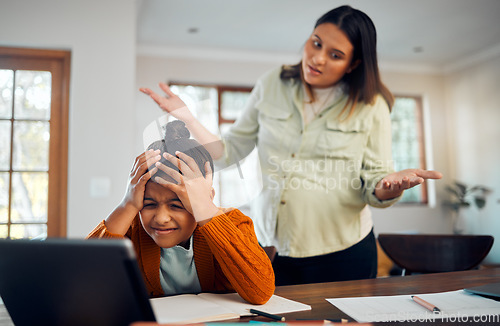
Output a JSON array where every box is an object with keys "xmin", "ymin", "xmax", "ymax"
[
  {"xmin": 1, "ymin": 268, "xmax": 499, "ymax": 325},
  {"xmin": 269, "ymin": 267, "xmax": 500, "ymax": 325}
]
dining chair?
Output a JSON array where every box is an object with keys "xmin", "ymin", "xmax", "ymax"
[{"xmin": 377, "ymin": 233, "xmax": 494, "ymax": 276}]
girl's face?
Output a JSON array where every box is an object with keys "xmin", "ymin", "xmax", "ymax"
[
  {"xmin": 301, "ymin": 23, "xmax": 359, "ymax": 88},
  {"xmin": 139, "ymin": 181, "xmax": 197, "ymax": 249}
]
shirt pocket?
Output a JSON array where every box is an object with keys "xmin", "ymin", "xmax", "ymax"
[
  {"xmin": 316, "ymin": 119, "xmax": 368, "ymax": 159},
  {"xmin": 256, "ymin": 102, "xmax": 293, "ymax": 147}
]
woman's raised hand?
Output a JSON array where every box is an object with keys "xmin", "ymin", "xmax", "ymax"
[
  {"xmin": 139, "ymin": 82, "xmax": 195, "ymax": 123},
  {"xmin": 375, "ymin": 168, "xmax": 443, "ymax": 201},
  {"xmin": 154, "ymin": 152, "xmax": 219, "ymax": 223}
]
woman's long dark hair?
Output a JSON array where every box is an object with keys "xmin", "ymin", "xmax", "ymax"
[
  {"xmin": 147, "ymin": 120, "xmax": 213, "ymax": 182},
  {"xmin": 281, "ymin": 5, "xmax": 394, "ymax": 119}
]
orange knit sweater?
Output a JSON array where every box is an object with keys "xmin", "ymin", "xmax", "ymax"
[{"xmin": 87, "ymin": 208, "xmax": 275, "ymax": 304}]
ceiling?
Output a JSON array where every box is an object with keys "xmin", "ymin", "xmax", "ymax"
[{"xmin": 136, "ymin": 0, "xmax": 500, "ymax": 73}]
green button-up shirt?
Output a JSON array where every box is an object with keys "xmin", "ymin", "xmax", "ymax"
[{"xmin": 216, "ymin": 67, "xmax": 400, "ymax": 257}]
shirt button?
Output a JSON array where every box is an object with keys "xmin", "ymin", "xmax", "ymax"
[
  {"xmin": 280, "ymin": 200, "xmax": 286, "ymax": 205},
  {"xmin": 291, "ymin": 153, "xmax": 295, "ymax": 158}
]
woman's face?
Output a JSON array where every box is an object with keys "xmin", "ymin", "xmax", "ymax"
[
  {"xmin": 139, "ymin": 181, "xmax": 197, "ymax": 249},
  {"xmin": 301, "ymin": 23, "xmax": 359, "ymax": 88}
]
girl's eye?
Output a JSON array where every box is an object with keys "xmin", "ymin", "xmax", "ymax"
[
  {"xmin": 143, "ymin": 202, "xmax": 156, "ymax": 209},
  {"xmin": 313, "ymin": 40, "xmax": 321, "ymax": 48},
  {"xmin": 170, "ymin": 204, "xmax": 184, "ymax": 210}
]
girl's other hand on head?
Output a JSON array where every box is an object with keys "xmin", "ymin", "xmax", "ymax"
[{"xmin": 154, "ymin": 152, "xmax": 219, "ymax": 223}]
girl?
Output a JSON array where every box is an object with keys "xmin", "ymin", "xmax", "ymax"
[{"xmin": 87, "ymin": 120, "xmax": 274, "ymax": 304}]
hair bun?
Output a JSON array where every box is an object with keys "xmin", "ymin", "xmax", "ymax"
[{"xmin": 165, "ymin": 120, "xmax": 190, "ymax": 141}]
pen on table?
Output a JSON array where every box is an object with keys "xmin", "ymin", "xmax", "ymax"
[
  {"xmin": 327, "ymin": 319, "xmax": 349, "ymax": 323},
  {"xmin": 296, "ymin": 318, "xmax": 349, "ymax": 324},
  {"xmin": 411, "ymin": 295, "xmax": 441, "ymax": 312},
  {"xmin": 249, "ymin": 308, "xmax": 286, "ymax": 321}
]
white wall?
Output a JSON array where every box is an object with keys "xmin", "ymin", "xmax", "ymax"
[
  {"xmin": 375, "ymin": 56, "xmax": 500, "ymax": 264},
  {"xmin": 444, "ymin": 54, "xmax": 500, "ymax": 263},
  {"xmin": 0, "ymin": 0, "xmax": 137, "ymax": 238},
  {"xmin": 371, "ymin": 71, "xmax": 450, "ymax": 234}
]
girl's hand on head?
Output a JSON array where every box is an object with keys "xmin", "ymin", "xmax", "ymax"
[
  {"xmin": 375, "ymin": 168, "xmax": 443, "ymax": 201},
  {"xmin": 122, "ymin": 149, "xmax": 161, "ymax": 211},
  {"xmin": 154, "ymin": 152, "xmax": 219, "ymax": 223},
  {"xmin": 102, "ymin": 149, "xmax": 160, "ymax": 236},
  {"xmin": 139, "ymin": 83, "xmax": 195, "ymax": 123}
]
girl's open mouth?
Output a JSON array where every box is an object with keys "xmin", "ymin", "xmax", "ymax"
[{"xmin": 153, "ymin": 228, "xmax": 177, "ymax": 235}]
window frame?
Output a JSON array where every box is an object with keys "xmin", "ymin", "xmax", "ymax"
[
  {"xmin": 168, "ymin": 82, "xmax": 253, "ymax": 206},
  {"xmin": 0, "ymin": 46, "xmax": 71, "ymax": 238},
  {"xmin": 391, "ymin": 94, "xmax": 428, "ymax": 205},
  {"xmin": 170, "ymin": 82, "xmax": 252, "ymax": 125}
]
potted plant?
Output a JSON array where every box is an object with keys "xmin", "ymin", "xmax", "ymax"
[{"xmin": 444, "ymin": 181, "xmax": 492, "ymax": 234}]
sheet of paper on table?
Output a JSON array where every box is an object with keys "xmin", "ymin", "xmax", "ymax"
[{"xmin": 327, "ymin": 289, "xmax": 500, "ymax": 323}]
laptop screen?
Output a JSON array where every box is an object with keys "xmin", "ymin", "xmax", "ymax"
[
  {"xmin": 464, "ymin": 282, "xmax": 500, "ymax": 300},
  {"xmin": 0, "ymin": 238, "xmax": 155, "ymax": 326}
]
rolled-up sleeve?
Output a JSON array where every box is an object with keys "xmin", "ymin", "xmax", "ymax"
[
  {"xmin": 86, "ymin": 220, "xmax": 127, "ymax": 239},
  {"xmin": 360, "ymin": 96, "xmax": 402, "ymax": 208}
]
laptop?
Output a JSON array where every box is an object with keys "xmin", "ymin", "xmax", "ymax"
[
  {"xmin": 464, "ymin": 282, "xmax": 500, "ymax": 300},
  {"xmin": 0, "ymin": 238, "xmax": 156, "ymax": 326}
]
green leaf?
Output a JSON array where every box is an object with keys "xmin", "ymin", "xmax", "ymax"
[
  {"xmin": 445, "ymin": 185, "xmax": 463, "ymax": 200},
  {"xmin": 445, "ymin": 181, "xmax": 492, "ymax": 211},
  {"xmin": 479, "ymin": 186, "xmax": 493, "ymax": 195},
  {"xmin": 475, "ymin": 197, "xmax": 486, "ymax": 209},
  {"xmin": 470, "ymin": 185, "xmax": 493, "ymax": 195},
  {"xmin": 454, "ymin": 181, "xmax": 467, "ymax": 196}
]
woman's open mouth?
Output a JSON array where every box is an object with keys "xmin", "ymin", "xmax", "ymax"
[{"xmin": 307, "ymin": 64, "xmax": 322, "ymax": 75}]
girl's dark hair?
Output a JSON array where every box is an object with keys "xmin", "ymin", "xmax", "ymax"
[
  {"xmin": 147, "ymin": 120, "xmax": 213, "ymax": 182},
  {"xmin": 280, "ymin": 5, "xmax": 394, "ymax": 118}
]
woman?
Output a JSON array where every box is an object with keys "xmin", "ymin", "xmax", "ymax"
[
  {"xmin": 87, "ymin": 120, "xmax": 274, "ymax": 303},
  {"xmin": 140, "ymin": 5, "xmax": 442, "ymax": 285}
]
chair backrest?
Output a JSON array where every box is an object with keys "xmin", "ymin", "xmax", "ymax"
[{"xmin": 377, "ymin": 233, "xmax": 494, "ymax": 275}]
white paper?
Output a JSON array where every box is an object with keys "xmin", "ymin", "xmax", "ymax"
[
  {"xmin": 150, "ymin": 294, "xmax": 239, "ymax": 324},
  {"xmin": 327, "ymin": 290, "xmax": 500, "ymax": 323},
  {"xmin": 150, "ymin": 293, "xmax": 311, "ymax": 324},
  {"xmin": 198, "ymin": 292, "xmax": 312, "ymax": 316}
]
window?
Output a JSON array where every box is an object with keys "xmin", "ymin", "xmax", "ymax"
[
  {"xmin": 0, "ymin": 47, "xmax": 70, "ymax": 239},
  {"xmin": 391, "ymin": 96, "xmax": 427, "ymax": 204},
  {"xmin": 168, "ymin": 83, "xmax": 426, "ymax": 205},
  {"xmin": 168, "ymin": 84, "xmax": 255, "ymax": 209}
]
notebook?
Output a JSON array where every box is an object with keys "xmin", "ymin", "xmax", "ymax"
[
  {"xmin": 0, "ymin": 238, "xmax": 156, "ymax": 326},
  {"xmin": 464, "ymin": 282, "xmax": 500, "ymax": 300},
  {"xmin": 150, "ymin": 292, "xmax": 312, "ymax": 324}
]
